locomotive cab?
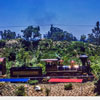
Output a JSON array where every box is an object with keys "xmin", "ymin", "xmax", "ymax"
[{"xmin": 41, "ymin": 59, "xmax": 58, "ymax": 71}]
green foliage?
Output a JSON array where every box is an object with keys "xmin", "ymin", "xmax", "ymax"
[
  {"xmin": 88, "ymin": 21, "xmax": 100, "ymax": 45},
  {"xmin": 89, "ymin": 56, "xmax": 100, "ymax": 79},
  {"xmin": 15, "ymin": 86, "xmax": 26, "ymax": 96},
  {"xmin": 0, "ymin": 30, "xmax": 16, "ymax": 40},
  {"xmin": 28, "ymin": 80, "xmax": 39, "ymax": 85},
  {"xmin": 0, "ymin": 82, "xmax": 6, "ymax": 87},
  {"xmin": 1, "ymin": 22, "xmax": 100, "ymax": 80},
  {"xmin": 21, "ymin": 26, "xmax": 41, "ymax": 40},
  {"xmin": 6, "ymin": 61, "xmax": 14, "ymax": 77},
  {"xmin": 64, "ymin": 83, "xmax": 72, "ymax": 90},
  {"xmin": 8, "ymin": 52, "xmax": 16, "ymax": 61},
  {"xmin": 45, "ymin": 25, "xmax": 77, "ymax": 41},
  {"xmin": 16, "ymin": 48, "xmax": 32, "ymax": 67},
  {"xmin": 94, "ymin": 79, "xmax": 100, "ymax": 95},
  {"xmin": 21, "ymin": 26, "xmax": 34, "ymax": 40},
  {"xmin": 45, "ymin": 88, "xmax": 50, "ymax": 96},
  {"xmin": 80, "ymin": 34, "xmax": 86, "ymax": 42},
  {"xmin": 1, "ymin": 39, "xmax": 100, "ymax": 77},
  {"xmin": 0, "ymin": 40, "xmax": 6, "ymax": 48},
  {"xmin": 36, "ymin": 63, "xmax": 45, "ymax": 74}
]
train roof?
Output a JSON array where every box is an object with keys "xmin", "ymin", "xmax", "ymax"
[
  {"xmin": 41, "ymin": 59, "xmax": 58, "ymax": 62},
  {"xmin": 10, "ymin": 66, "xmax": 42, "ymax": 70}
]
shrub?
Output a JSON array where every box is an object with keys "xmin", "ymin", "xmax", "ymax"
[
  {"xmin": 42, "ymin": 78, "xmax": 50, "ymax": 83},
  {"xmin": 36, "ymin": 63, "xmax": 45, "ymax": 74},
  {"xmin": 45, "ymin": 88, "xmax": 50, "ymax": 96},
  {"xmin": 0, "ymin": 82, "xmax": 6, "ymax": 87},
  {"xmin": 94, "ymin": 79, "xmax": 100, "ymax": 95},
  {"xmin": 8, "ymin": 52, "xmax": 16, "ymax": 61},
  {"xmin": 15, "ymin": 86, "xmax": 26, "ymax": 96},
  {"xmin": 0, "ymin": 40, "xmax": 5, "ymax": 48},
  {"xmin": 64, "ymin": 83, "xmax": 72, "ymax": 90},
  {"xmin": 28, "ymin": 80, "xmax": 39, "ymax": 85}
]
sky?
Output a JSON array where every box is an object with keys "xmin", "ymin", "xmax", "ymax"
[{"xmin": 0, "ymin": 0, "xmax": 100, "ymax": 39}]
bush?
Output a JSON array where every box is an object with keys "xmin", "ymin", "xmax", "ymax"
[
  {"xmin": 15, "ymin": 86, "xmax": 26, "ymax": 96},
  {"xmin": 28, "ymin": 80, "xmax": 39, "ymax": 85},
  {"xmin": 94, "ymin": 79, "xmax": 100, "ymax": 95},
  {"xmin": 0, "ymin": 82, "xmax": 6, "ymax": 87},
  {"xmin": 8, "ymin": 52, "xmax": 16, "ymax": 61},
  {"xmin": 45, "ymin": 88, "xmax": 50, "ymax": 96},
  {"xmin": 0, "ymin": 40, "xmax": 5, "ymax": 48},
  {"xmin": 36, "ymin": 63, "xmax": 45, "ymax": 74},
  {"xmin": 64, "ymin": 83, "xmax": 72, "ymax": 90}
]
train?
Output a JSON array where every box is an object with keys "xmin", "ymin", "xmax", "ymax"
[{"xmin": 0, "ymin": 54, "xmax": 94, "ymax": 81}]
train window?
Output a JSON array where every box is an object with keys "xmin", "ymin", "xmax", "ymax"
[
  {"xmin": 52, "ymin": 62, "xmax": 56, "ymax": 66},
  {"xmin": 46, "ymin": 62, "xmax": 51, "ymax": 67}
]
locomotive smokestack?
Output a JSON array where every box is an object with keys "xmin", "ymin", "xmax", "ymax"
[{"xmin": 79, "ymin": 55, "xmax": 88, "ymax": 66}]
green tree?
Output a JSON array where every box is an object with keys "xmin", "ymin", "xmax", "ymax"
[
  {"xmin": 0, "ymin": 30, "xmax": 16, "ymax": 40},
  {"xmin": 21, "ymin": 26, "xmax": 34, "ymax": 40},
  {"xmin": 45, "ymin": 25, "xmax": 77, "ymax": 41},
  {"xmin": 33, "ymin": 26, "xmax": 41, "ymax": 38},
  {"xmin": 21, "ymin": 26, "xmax": 41, "ymax": 40},
  {"xmin": 15, "ymin": 48, "xmax": 37, "ymax": 67},
  {"xmin": 65, "ymin": 31, "xmax": 77, "ymax": 41},
  {"xmin": 88, "ymin": 21, "xmax": 100, "ymax": 45},
  {"xmin": 16, "ymin": 34, "xmax": 21, "ymax": 39},
  {"xmin": 80, "ymin": 34, "xmax": 86, "ymax": 42},
  {"xmin": 15, "ymin": 48, "xmax": 30, "ymax": 67}
]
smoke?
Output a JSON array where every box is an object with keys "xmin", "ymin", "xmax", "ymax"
[
  {"xmin": 27, "ymin": 0, "xmax": 57, "ymax": 25},
  {"xmin": 34, "ymin": 12, "xmax": 57, "ymax": 25}
]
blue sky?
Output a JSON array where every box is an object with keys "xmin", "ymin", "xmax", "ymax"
[{"xmin": 0, "ymin": 0, "xmax": 100, "ymax": 39}]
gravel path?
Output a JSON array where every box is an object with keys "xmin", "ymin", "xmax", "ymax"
[{"xmin": 0, "ymin": 82, "xmax": 96, "ymax": 96}]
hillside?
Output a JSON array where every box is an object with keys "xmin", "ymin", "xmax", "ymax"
[{"xmin": 0, "ymin": 39, "xmax": 100, "ymax": 77}]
